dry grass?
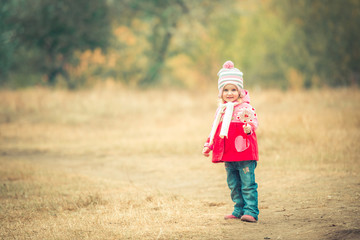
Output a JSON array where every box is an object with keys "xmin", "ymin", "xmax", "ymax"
[{"xmin": 0, "ymin": 86, "xmax": 359, "ymax": 239}]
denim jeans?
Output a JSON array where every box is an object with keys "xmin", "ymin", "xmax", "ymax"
[{"xmin": 225, "ymin": 161, "xmax": 259, "ymax": 219}]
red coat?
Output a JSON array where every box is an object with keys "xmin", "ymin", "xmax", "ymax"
[{"xmin": 205, "ymin": 90, "xmax": 259, "ymax": 163}]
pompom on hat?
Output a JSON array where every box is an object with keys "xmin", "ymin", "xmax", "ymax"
[{"xmin": 217, "ymin": 60, "xmax": 244, "ymax": 97}]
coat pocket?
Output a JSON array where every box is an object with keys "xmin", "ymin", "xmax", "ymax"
[{"xmin": 235, "ymin": 135, "xmax": 249, "ymax": 152}]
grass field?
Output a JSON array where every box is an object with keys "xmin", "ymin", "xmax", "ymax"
[{"xmin": 0, "ymin": 86, "xmax": 359, "ymax": 239}]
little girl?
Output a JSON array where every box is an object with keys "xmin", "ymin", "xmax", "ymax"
[{"xmin": 202, "ymin": 60, "xmax": 259, "ymax": 222}]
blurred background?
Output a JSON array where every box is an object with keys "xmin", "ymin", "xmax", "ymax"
[
  {"xmin": 1, "ymin": 0, "xmax": 359, "ymax": 90},
  {"xmin": 1, "ymin": 1, "xmax": 360, "ymax": 239}
]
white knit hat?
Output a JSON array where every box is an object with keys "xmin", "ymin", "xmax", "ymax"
[{"xmin": 217, "ymin": 60, "xmax": 243, "ymax": 97}]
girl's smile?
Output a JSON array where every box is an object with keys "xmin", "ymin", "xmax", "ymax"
[{"xmin": 222, "ymin": 84, "xmax": 240, "ymax": 102}]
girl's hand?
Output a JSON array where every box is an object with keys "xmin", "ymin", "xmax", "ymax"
[
  {"xmin": 243, "ymin": 124, "xmax": 252, "ymax": 134},
  {"xmin": 202, "ymin": 147, "xmax": 211, "ymax": 157}
]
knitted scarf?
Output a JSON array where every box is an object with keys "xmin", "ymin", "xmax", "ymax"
[{"xmin": 209, "ymin": 102, "xmax": 239, "ymax": 145}]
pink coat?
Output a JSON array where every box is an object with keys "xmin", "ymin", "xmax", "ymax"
[{"xmin": 205, "ymin": 90, "xmax": 259, "ymax": 163}]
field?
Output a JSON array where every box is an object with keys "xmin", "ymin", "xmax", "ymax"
[{"xmin": 0, "ymin": 85, "xmax": 359, "ymax": 240}]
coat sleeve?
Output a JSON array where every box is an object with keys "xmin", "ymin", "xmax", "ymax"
[{"xmin": 204, "ymin": 138, "xmax": 211, "ymax": 148}]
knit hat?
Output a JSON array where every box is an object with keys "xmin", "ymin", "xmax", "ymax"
[{"xmin": 217, "ymin": 60, "xmax": 243, "ymax": 97}]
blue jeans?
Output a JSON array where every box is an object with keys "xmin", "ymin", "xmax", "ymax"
[{"xmin": 225, "ymin": 161, "xmax": 259, "ymax": 219}]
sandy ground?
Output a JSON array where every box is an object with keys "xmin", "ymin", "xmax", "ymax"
[
  {"xmin": 4, "ymin": 149, "xmax": 359, "ymax": 240},
  {"xmin": 1, "ymin": 88, "xmax": 360, "ymax": 239}
]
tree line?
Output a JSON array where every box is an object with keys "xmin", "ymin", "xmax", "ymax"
[{"xmin": 0, "ymin": 0, "xmax": 359, "ymax": 89}]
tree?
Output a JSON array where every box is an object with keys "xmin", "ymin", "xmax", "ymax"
[
  {"xmin": 6, "ymin": 0, "xmax": 112, "ymax": 88},
  {"xmin": 109, "ymin": 0, "xmax": 233, "ymax": 87},
  {"xmin": 274, "ymin": 0, "xmax": 360, "ymax": 87},
  {"xmin": 109, "ymin": 0, "xmax": 191, "ymax": 86},
  {"xmin": 0, "ymin": 0, "xmax": 17, "ymax": 83}
]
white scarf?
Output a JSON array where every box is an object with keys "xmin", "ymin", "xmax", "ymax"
[{"xmin": 209, "ymin": 102, "xmax": 238, "ymax": 145}]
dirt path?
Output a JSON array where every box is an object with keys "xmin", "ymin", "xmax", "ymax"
[{"xmin": 8, "ymin": 150, "xmax": 360, "ymax": 240}]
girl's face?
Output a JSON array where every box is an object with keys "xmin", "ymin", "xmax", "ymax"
[{"xmin": 222, "ymin": 84, "xmax": 240, "ymax": 102}]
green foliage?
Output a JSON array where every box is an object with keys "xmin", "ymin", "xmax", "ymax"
[
  {"xmin": 198, "ymin": 2, "xmax": 292, "ymax": 89},
  {"xmin": 0, "ymin": 0, "xmax": 17, "ymax": 82},
  {"xmin": 108, "ymin": 0, "xmax": 233, "ymax": 87},
  {"xmin": 203, "ymin": 0, "xmax": 360, "ymax": 89},
  {"xmin": 1, "ymin": 0, "xmax": 359, "ymax": 89},
  {"xmin": 2, "ymin": 0, "xmax": 112, "ymax": 88},
  {"xmin": 274, "ymin": 0, "xmax": 360, "ymax": 87},
  {"xmin": 112, "ymin": 0, "xmax": 192, "ymax": 86}
]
